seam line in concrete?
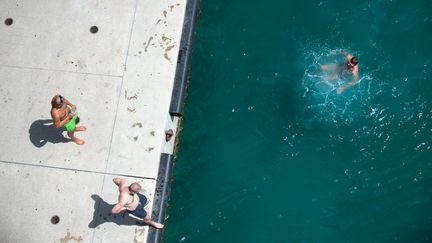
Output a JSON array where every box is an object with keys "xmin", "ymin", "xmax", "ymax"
[
  {"xmin": 0, "ymin": 160, "xmax": 156, "ymax": 180},
  {"xmin": 120, "ymin": 0, "xmax": 140, "ymax": 77},
  {"xmin": 93, "ymin": 1, "xmax": 139, "ymax": 242},
  {"xmin": 104, "ymin": 0, "xmax": 139, "ymax": 177},
  {"xmin": 0, "ymin": 64, "xmax": 123, "ymax": 78}
]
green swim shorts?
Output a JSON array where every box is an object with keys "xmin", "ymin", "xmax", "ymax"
[{"xmin": 63, "ymin": 113, "xmax": 78, "ymax": 132}]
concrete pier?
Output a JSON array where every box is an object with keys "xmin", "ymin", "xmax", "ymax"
[{"xmin": 0, "ymin": 0, "xmax": 196, "ymax": 242}]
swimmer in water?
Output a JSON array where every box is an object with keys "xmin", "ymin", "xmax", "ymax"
[{"xmin": 320, "ymin": 51, "xmax": 359, "ymax": 94}]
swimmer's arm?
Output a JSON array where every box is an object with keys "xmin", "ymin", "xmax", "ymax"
[
  {"xmin": 337, "ymin": 69, "xmax": 359, "ymax": 94},
  {"xmin": 342, "ymin": 75, "xmax": 358, "ymax": 89},
  {"xmin": 349, "ymin": 65, "xmax": 359, "ymax": 84},
  {"xmin": 352, "ymin": 68, "xmax": 359, "ymax": 83}
]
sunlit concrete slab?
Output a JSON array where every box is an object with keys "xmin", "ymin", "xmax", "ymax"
[
  {"xmin": 0, "ymin": 66, "xmax": 120, "ymax": 172},
  {"xmin": 106, "ymin": 1, "xmax": 186, "ymax": 178},
  {"xmin": 0, "ymin": 162, "xmax": 156, "ymax": 243},
  {"xmin": 0, "ymin": 0, "xmax": 190, "ymax": 242},
  {"xmin": 0, "ymin": 0, "xmax": 136, "ymax": 76},
  {"xmin": 0, "ymin": 163, "xmax": 102, "ymax": 243}
]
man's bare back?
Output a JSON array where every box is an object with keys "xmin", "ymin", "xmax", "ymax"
[
  {"xmin": 113, "ymin": 179, "xmax": 140, "ymax": 211},
  {"xmin": 111, "ymin": 178, "xmax": 164, "ymax": 229}
]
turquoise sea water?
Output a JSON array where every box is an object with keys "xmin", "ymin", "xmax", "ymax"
[{"xmin": 165, "ymin": 1, "xmax": 432, "ymax": 242}]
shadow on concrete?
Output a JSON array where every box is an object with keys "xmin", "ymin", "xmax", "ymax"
[
  {"xmin": 29, "ymin": 119, "xmax": 71, "ymax": 147},
  {"xmin": 88, "ymin": 194, "xmax": 137, "ymax": 228}
]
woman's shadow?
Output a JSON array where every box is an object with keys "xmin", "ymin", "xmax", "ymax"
[
  {"xmin": 28, "ymin": 119, "xmax": 71, "ymax": 147},
  {"xmin": 88, "ymin": 195, "xmax": 138, "ymax": 228}
]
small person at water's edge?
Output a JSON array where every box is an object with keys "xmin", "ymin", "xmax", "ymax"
[{"xmin": 320, "ymin": 51, "xmax": 359, "ymax": 94}]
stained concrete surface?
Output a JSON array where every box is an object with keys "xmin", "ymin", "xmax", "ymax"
[{"xmin": 0, "ymin": 0, "xmax": 186, "ymax": 242}]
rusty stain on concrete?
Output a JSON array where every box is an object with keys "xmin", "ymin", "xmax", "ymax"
[
  {"xmin": 132, "ymin": 122, "xmax": 143, "ymax": 128},
  {"xmin": 146, "ymin": 147, "xmax": 154, "ymax": 152},
  {"xmin": 127, "ymin": 94, "xmax": 138, "ymax": 100},
  {"xmin": 125, "ymin": 91, "xmax": 138, "ymax": 100},
  {"xmin": 161, "ymin": 35, "xmax": 171, "ymax": 42},
  {"xmin": 164, "ymin": 44, "xmax": 176, "ymax": 61},
  {"xmin": 133, "ymin": 227, "xmax": 145, "ymax": 243},
  {"xmin": 59, "ymin": 230, "xmax": 83, "ymax": 243},
  {"xmin": 144, "ymin": 36, "xmax": 153, "ymax": 52}
]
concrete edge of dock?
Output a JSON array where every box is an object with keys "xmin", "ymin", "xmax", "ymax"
[{"xmin": 148, "ymin": 0, "xmax": 200, "ymax": 242}]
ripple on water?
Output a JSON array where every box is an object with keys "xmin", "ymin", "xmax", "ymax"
[{"xmin": 299, "ymin": 48, "xmax": 374, "ymax": 128}]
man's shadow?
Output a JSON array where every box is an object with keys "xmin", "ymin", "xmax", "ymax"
[
  {"xmin": 88, "ymin": 195, "xmax": 138, "ymax": 228},
  {"xmin": 28, "ymin": 119, "xmax": 71, "ymax": 147}
]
